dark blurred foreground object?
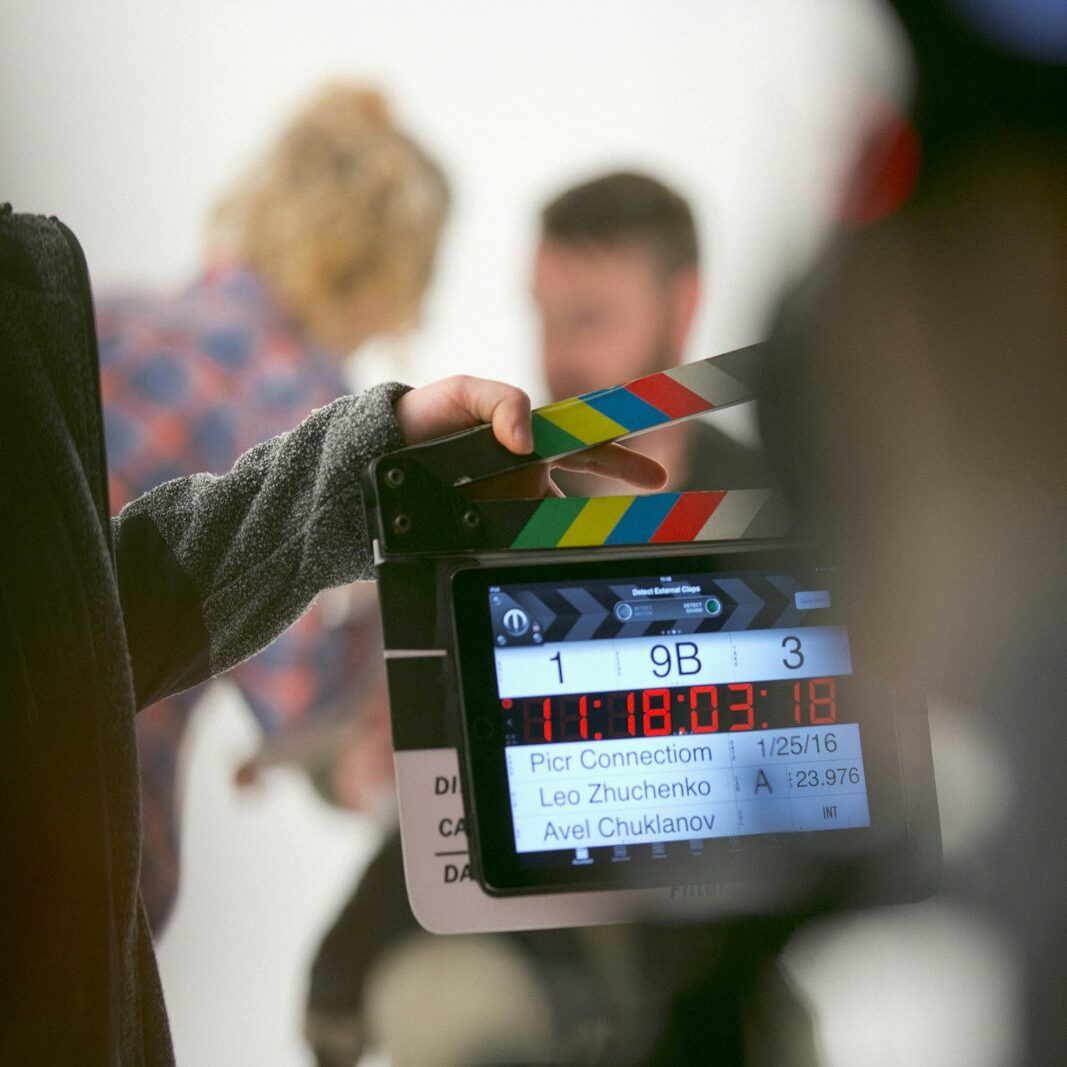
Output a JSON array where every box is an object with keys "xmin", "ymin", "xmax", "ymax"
[
  {"xmin": 305, "ymin": 832, "xmax": 817, "ymax": 1067},
  {"xmin": 761, "ymin": 1, "xmax": 1067, "ymax": 1061},
  {"xmin": 0, "ymin": 207, "xmax": 408, "ymax": 1061}
]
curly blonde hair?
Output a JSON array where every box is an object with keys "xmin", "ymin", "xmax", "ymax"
[{"xmin": 209, "ymin": 82, "xmax": 450, "ymax": 352}]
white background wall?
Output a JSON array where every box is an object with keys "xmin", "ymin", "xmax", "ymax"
[
  {"xmin": 1, "ymin": 3, "xmax": 935, "ymax": 1064},
  {"xmin": 1, "ymin": 0, "xmax": 903, "ymax": 398}
]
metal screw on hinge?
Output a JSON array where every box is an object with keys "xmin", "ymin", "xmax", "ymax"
[
  {"xmin": 392, "ymin": 514, "xmax": 412, "ymax": 535},
  {"xmin": 384, "ymin": 467, "xmax": 405, "ymax": 488},
  {"xmin": 462, "ymin": 510, "xmax": 480, "ymax": 529}
]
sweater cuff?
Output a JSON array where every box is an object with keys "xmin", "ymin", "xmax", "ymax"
[{"xmin": 353, "ymin": 380, "xmax": 412, "ymax": 456}]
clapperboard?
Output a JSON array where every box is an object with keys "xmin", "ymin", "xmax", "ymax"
[{"xmin": 362, "ymin": 344, "xmax": 941, "ymax": 934}]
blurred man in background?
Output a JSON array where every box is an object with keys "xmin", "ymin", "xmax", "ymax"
[
  {"xmin": 96, "ymin": 81, "xmax": 450, "ymax": 930},
  {"xmin": 534, "ymin": 170, "xmax": 767, "ymax": 493},
  {"xmin": 303, "ymin": 171, "xmax": 809, "ymax": 1067}
]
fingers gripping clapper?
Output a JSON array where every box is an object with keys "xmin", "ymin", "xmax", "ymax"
[{"xmin": 363, "ymin": 344, "xmax": 940, "ymax": 934}]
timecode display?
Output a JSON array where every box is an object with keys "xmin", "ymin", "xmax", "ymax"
[{"xmin": 503, "ymin": 677, "xmax": 839, "ymax": 745}]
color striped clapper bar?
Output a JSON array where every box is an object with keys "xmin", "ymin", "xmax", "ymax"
[
  {"xmin": 364, "ymin": 342, "xmax": 794, "ymax": 934},
  {"xmin": 368, "ymin": 342, "xmax": 788, "ymax": 556}
]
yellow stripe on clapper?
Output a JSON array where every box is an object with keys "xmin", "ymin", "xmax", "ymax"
[
  {"xmin": 536, "ymin": 398, "xmax": 628, "ymax": 446},
  {"xmin": 556, "ymin": 496, "xmax": 634, "ymax": 547}
]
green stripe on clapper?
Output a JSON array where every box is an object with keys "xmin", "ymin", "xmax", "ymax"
[
  {"xmin": 510, "ymin": 496, "xmax": 588, "ymax": 549},
  {"xmin": 531, "ymin": 413, "xmax": 586, "ymax": 459}
]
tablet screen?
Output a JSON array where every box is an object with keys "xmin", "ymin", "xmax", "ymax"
[{"xmin": 454, "ymin": 549, "xmax": 893, "ymax": 895}]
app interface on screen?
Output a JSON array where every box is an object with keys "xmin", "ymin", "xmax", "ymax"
[{"xmin": 489, "ymin": 569, "xmax": 870, "ymax": 859}]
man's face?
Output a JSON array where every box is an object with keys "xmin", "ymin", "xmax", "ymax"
[{"xmin": 533, "ymin": 238, "xmax": 689, "ymax": 401}]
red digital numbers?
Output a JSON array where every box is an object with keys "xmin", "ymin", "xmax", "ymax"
[
  {"xmin": 516, "ymin": 677, "xmax": 839, "ymax": 743},
  {"xmin": 519, "ymin": 696, "xmax": 552, "ymax": 742},
  {"xmin": 689, "ymin": 686, "xmax": 719, "ymax": 733},
  {"xmin": 557, "ymin": 694, "xmax": 589, "ymax": 741},
  {"xmin": 642, "ymin": 688, "xmax": 672, "ymax": 736},
  {"xmin": 792, "ymin": 677, "xmax": 837, "ymax": 725},
  {"xmin": 603, "ymin": 691, "xmax": 634, "ymax": 738},
  {"xmin": 726, "ymin": 683, "xmax": 755, "ymax": 731},
  {"xmin": 578, "ymin": 694, "xmax": 590, "ymax": 738},
  {"xmin": 809, "ymin": 678, "xmax": 837, "ymax": 724}
]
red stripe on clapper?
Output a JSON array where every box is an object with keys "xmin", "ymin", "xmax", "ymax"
[
  {"xmin": 650, "ymin": 491, "xmax": 726, "ymax": 543},
  {"xmin": 626, "ymin": 374, "xmax": 713, "ymax": 419}
]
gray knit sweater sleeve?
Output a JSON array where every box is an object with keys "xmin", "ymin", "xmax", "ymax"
[{"xmin": 113, "ymin": 382, "xmax": 408, "ymax": 689}]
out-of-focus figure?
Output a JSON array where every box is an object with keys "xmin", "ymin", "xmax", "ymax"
[
  {"xmin": 761, "ymin": 0, "xmax": 1067, "ymax": 1062},
  {"xmin": 535, "ymin": 171, "xmax": 699, "ymax": 400},
  {"xmin": 534, "ymin": 170, "xmax": 767, "ymax": 493},
  {"xmin": 303, "ymin": 172, "xmax": 812, "ymax": 1067},
  {"xmin": 0, "ymin": 206, "xmax": 543, "ymax": 1067},
  {"xmin": 96, "ymin": 81, "xmax": 450, "ymax": 930}
]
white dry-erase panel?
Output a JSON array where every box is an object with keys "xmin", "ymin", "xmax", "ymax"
[
  {"xmin": 392, "ymin": 747, "xmax": 780, "ymax": 934},
  {"xmin": 506, "ymin": 724, "xmax": 870, "ymax": 855}
]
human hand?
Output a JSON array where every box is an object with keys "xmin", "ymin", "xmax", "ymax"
[
  {"xmin": 395, "ymin": 374, "xmax": 534, "ymax": 452},
  {"xmin": 394, "ymin": 375, "xmax": 666, "ymax": 495}
]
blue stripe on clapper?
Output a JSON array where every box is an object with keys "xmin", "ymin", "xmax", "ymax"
[
  {"xmin": 581, "ymin": 387, "xmax": 669, "ymax": 432},
  {"xmin": 604, "ymin": 493, "xmax": 680, "ymax": 545}
]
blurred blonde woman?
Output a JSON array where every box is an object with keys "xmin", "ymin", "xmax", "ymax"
[
  {"xmin": 95, "ymin": 81, "xmax": 450, "ymax": 933},
  {"xmin": 209, "ymin": 81, "xmax": 448, "ymax": 352}
]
